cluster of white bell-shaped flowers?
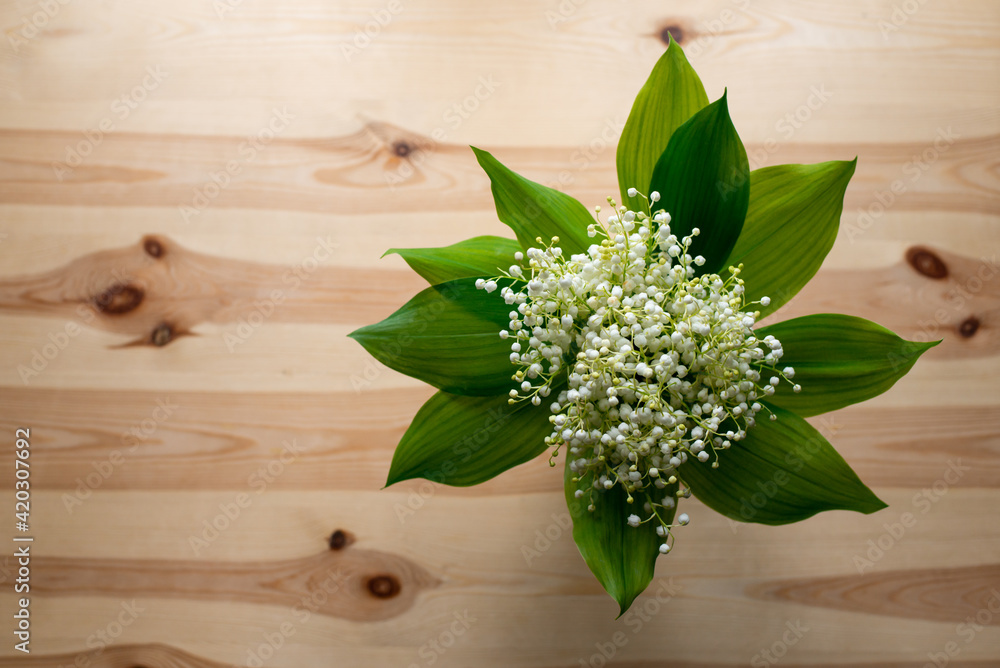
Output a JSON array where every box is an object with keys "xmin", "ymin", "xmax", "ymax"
[{"xmin": 476, "ymin": 190, "xmax": 797, "ymax": 554}]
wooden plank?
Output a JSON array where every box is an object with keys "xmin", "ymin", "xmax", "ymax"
[
  {"xmin": 0, "ymin": 0, "xmax": 998, "ymax": 665},
  {"xmin": 0, "ymin": 388, "xmax": 996, "ymax": 493},
  {"xmin": 1, "ymin": 488, "xmax": 998, "ymax": 665},
  {"xmin": 0, "ymin": 130, "xmax": 996, "ymax": 217},
  {"xmin": 1, "ymin": 1, "xmax": 998, "ymax": 143}
]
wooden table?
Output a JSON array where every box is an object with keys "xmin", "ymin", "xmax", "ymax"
[{"xmin": 1, "ymin": 1, "xmax": 998, "ymax": 665}]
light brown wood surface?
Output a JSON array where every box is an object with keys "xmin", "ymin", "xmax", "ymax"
[{"xmin": 1, "ymin": 0, "xmax": 998, "ymax": 666}]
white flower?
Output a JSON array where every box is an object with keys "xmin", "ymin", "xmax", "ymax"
[{"xmin": 479, "ymin": 190, "xmax": 796, "ymax": 547}]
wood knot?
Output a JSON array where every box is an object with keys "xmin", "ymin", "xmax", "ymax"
[
  {"xmin": 143, "ymin": 236, "xmax": 164, "ymax": 258},
  {"xmin": 329, "ymin": 529, "xmax": 354, "ymax": 551},
  {"xmin": 659, "ymin": 24, "xmax": 685, "ymax": 45},
  {"xmin": 905, "ymin": 247, "xmax": 948, "ymax": 279},
  {"xmin": 94, "ymin": 283, "xmax": 144, "ymax": 315},
  {"xmin": 959, "ymin": 316, "xmax": 980, "ymax": 338},
  {"xmin": 151, "ymin": 323, "xmax": 173, "ymax": 347},
  {"xmin": 392, "ymin": 140, "xmax": 413, "ymax": 158},
  {"xmin": 366, "ymin": 574, "xmax": 401, "ymax": 599}
]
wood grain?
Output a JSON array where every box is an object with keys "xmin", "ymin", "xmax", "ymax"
[
  {"xmin": 0, "ymin": 643, "xmax": 230, "ymax": 668},
  {"xmin": 31, "ymin": 549, "xmax": 438, "ymax": 622},
  {"xmin": 0, "ymin": 233, "xmax": 394, "ymax": 345},
  {"xmin": 5, "ymin": 646, "xmax": 998, "ymax": 668},
  {"xmin": 0, "ymin": 126, "xmax": 996, "ymax": 218},
  {"xmin": 1, "ymin": 0, "xmax": 999, "ymax": 666},
  {"xmin": 0, "ymin": 388, "xmax": 996, "ymax": 495},
  {"xmin": 0, "ymin": 237, "xmax": 995, "ymax": 357},
  {"xmin": 748, "ymin": 564, "xmax": 1000, "ymax": 626}
]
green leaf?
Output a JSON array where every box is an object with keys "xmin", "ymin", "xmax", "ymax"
[
  {"xmin": 565, "ymin": 464, "xmax": 676, "ymax": 616},
  {"xmin": 648, "ymin": 92, "xmax": 750, "ymax": 275},
  {"xmin": 723, "ymin": 160, "xmax": 856, "ymax": 318},
  {"xmin": 386, "ymin": 388, "xmax": 558, "ymax": 487},
  {"xmin": 679, "ymin": 402, "xmax": 886, "ymax": 525},
  {"xmin": 385, "ymin": 236, "xmax": 522, "ymax": 286},
  {"xmin": 472, "ymin": 146, "xmax": 593, "ymax": 255},
  {"xmin": 617, "ymin": 35, "xmax": 709, "ymax": 206},
  {"xmin": 348, "ymin": 278, "xmax": 515, "ymax": 396},
  {"xmin": 757, "ymin": 314, "xmax": 940, "ymax": 417}
]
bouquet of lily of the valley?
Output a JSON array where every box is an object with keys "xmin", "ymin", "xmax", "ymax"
[{"xmin": 350, "ymin": 38, "xmax": 936, "ymax": 615}]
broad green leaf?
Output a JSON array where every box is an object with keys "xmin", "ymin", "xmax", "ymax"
[
  {"xmin": 348, "ymin": 278, "xmax": 515, "ymax": 396},
  {"xmin": 386, "ymin": 387, "xmax": 558, "ymax": 487},
  {"xmin": 385, "ymin": 236, "xmax": 522, "ymax": 285},
  {"xmin": 679, "ymin": 402, "xmax": 886, "ymax": 525},
  {"xmin": 757, "ymin": 314, "xmax": 940, "ymax": 417},
  {"xmin": 648, "ymin": 92, "xmax": 750, "ymax": 275},
  {"xmin": 617, "ymin": 35, "xmax": 709, "ymax": 206},
  {"xmin": 724, "ymin": 160, "xmax": 856, "ymax": 318},
  {"xmin": 565, "ymin": 464, "xmax": 676, "ymax": 616},
  {"xmin": 472, "ymin": 146, "xmax": 593, "ymax": 255}
]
